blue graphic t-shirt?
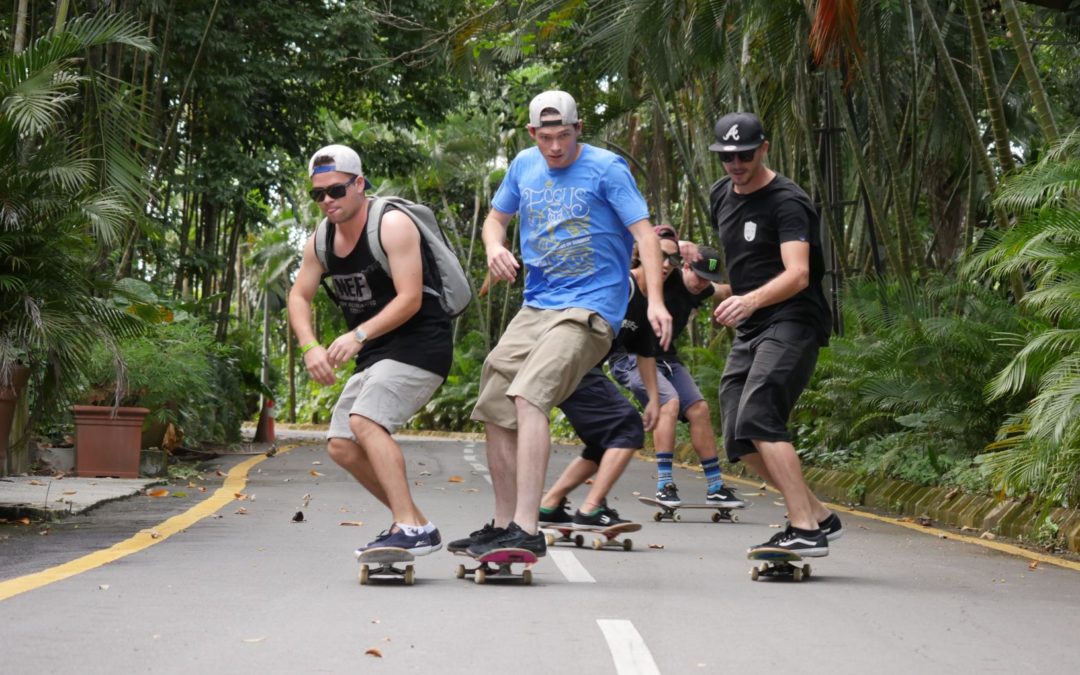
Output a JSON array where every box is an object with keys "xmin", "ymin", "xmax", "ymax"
[{"xmin": 491, "ymin": 144, "xmax": 649, "ymax": 331}]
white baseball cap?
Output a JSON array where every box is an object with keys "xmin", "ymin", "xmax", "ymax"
[
  {"xmin": 528, "ymin": 90, "xmax": 579, "ymax": 128},
  {"xmin": 307, "ymin": 144, "xmax": 373, "ymax": 189}
]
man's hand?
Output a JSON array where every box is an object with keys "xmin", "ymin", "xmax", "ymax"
[
  {"xmin": 486, "ymin": 244, "xmax": 520, "ymax": 283},
  {"xmin": 714, "ymin": 294, "xmax": 757, "ymax": 327},
  {"xmin": 679, "ymin": 240, "xmax": 700, "ymax": 263},
  {"xmin": 647, "ymin": 300, "xmax": 673, "ymax": 351},
  {"xmin": 302, "ymin": 346, "xmax": 337, "ymax": 386},
  {"xmin": 326, "ymin": 331, "xmax": 365, "ymax": 370},
  {"xmin": 642, "ymin": 397, "xmax": 659, "ymax": 432}
]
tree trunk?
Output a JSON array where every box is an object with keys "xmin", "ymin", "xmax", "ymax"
[
  {"xmin": 13, "ymin": 0, "xmax": 29, "ymax": 53},
  {"xmin": 962, "ymin": 0, "xmax": 1016, "ymax": 174},
  {"xmin": 1000, "ymin": 0, "xmax": 1058, "ymax": 143}
]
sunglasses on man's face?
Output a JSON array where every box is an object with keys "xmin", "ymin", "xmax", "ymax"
[
  {"xmin": 663, "ymin": 252, "xmax": 684, "ymax": 267},
  {"xmin": 718, "ymin": 149, "xmax": 757, "ymax": 164},
  {"xmin": 309, "ymin": 176, "xmax": 358, "ymax": 202}
]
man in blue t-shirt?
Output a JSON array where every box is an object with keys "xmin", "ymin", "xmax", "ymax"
[{"xmin": 455, "ymin": 90, "xmax": 673, "ymax": 558}]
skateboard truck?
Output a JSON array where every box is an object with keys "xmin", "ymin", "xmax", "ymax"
[
  {"xmin": 455, "ymin": 548, "xmax": 537, "ymax": 585},
  {"xmin": 358, "ymin": 547, "xmax": 416, "ymax": 585}
]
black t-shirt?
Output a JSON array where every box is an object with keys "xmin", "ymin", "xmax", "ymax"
[
  {"xmin": 709, "ymin": 174, "xmax": 831, "ymax": 346},
  {"xmin": 323, "ymin": 206, "xmax": 453, "ymax": 378},
  {"xmin": 608, "ymin": 274, "xmax": 660, "ymax": 364},
  {"xmin": 660, "ymin": 271, "xmax": 713, "ymax": 359}
]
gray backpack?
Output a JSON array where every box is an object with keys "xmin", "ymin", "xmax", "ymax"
[{"xmin": 314, "ymin": 196, "xmax": 472, "ymax": 317}]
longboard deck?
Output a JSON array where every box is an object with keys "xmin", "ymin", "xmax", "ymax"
[
  {"xmin": 747, "ymin": 548, "xmax": 812, "ymax": 582},
  {"xmin": 637, "ymin": 496, "xmax": 743, "ymax": 523},
  {"xmin": 358, "ymin": 547, "xmax": 415, "ymax": 585},
  {"xmin": 455, "ymin": 547, "xmax": 538, "ymax": 585},
  {"xmin": 542, "ymin": 522, "xmax": 642, "ymax": 551}
]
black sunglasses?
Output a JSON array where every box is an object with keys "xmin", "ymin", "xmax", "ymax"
[
  {"xmin": 663, "ymin": 251, "xmax": 684, "ymax": 266},
  {"xmin": 309, "ymin": 176, "xmax": 358, "ymax": 202},
  {"xmin": 718, "ymin": 149, "xmax": 757, "ymax": 163}
]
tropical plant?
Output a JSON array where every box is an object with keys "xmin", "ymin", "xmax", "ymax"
[
  {"xmin": 0, "ymin": 12, "xmax": 154, "ymax": 431},
  {"xmin": 969, "ymin": 129, "xmax": 1080, "ymax": 507}
]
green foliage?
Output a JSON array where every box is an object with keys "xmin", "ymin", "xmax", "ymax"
[{"xmin": 794, "ymin": 277, "xmax": 1030, "ymax": 492}]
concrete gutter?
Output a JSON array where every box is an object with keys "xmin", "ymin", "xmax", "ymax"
[{"xmin": 0, "ymin": 476, "xmax": 164, "ymax": 521}]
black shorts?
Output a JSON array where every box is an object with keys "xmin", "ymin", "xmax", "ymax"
[
  {"xmin": 559, "ymin": 367, "xmax": 644, "ymax": 463},
  {"xmin": 719, "ymin": 322, "xmax": 819, "ymax": 463}
]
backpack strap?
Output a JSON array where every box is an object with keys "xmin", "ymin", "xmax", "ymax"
[{"xmin": 313, "ymin": 218, "xmax": 339, "ymax": 303}]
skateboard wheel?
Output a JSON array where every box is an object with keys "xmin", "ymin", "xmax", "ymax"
[
  {"xmin": 750, "ymin": 566, "xmax": 760, "ymax": 581},
  {"xmin": 592, "ymin": 538, "xmax": 602, "ymax": 550},
  {"xmin": 545, "ymin": 534, "xmax": 555, "ymax": 546},
  {"xmin": 455, "ymin": 564, "xmax": 466, "ymax": 579},
  {"xmin": 522, "ymin": 569, "xmax": 533, "ymax": 585},
  {"xmin": 359, "ymin": 566, "xmax": 369, "ymax": 585},
  {"xmin": 711, "ymin": 512, "xmax": 721, "ymax": 523},
  {"xmin": 623, "ymin": 538, "xmax": 633, "ymax": 552},
  {"xmin": 404, "ymin": 566, "xmax": 415, "ymax": 585},
  {"xmin": 803, "ymin": 564, "xmax": 812, "ymax": 579},
  {"xmin": 673, "ymin": 513, "xmax": 682, "ymax": 522},
  {"xmin": 474, "ymin": 568, "xmax": 487, "ymax": 584},
  {"xmin": 574, "ymin": 535, "xmax": 584, "ymax": 548},
  {"xmin": 732, "ymin": 514, "xmax": 739, "ymax": 523},
  {"xmin": 792, "ymin": 567, "xmax": 804, "ymax": 582},
  {"xmin": 653, "ymin": 512, "xmax": 663, "ymax": 522}
]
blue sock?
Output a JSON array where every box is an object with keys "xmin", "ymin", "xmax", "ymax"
[
  {"xmin": 702, "ymin": 457, "xmax": 723, "ymax": 493},
  {"xmin": 656, "ymin": 453, "xmax": 674, "ymax": 490}
]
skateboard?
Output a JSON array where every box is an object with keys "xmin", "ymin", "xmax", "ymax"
[
  {"xmin": 358, "ymin": 546, "xmax": 415, "ymax": 585},
  {"xmin": 637, "ymin": 496, "xmax": 743, "ymax": 523},
  {"xmin": 747, "ymin": 548, "xmax": 812, "ymax": 582},
  {"xmin": 455, "ymin": 547, "xmax": 538, "ymax": 585},
  {"xmin": 542, "ymin": 522, "xmax": 642, "ymax": 551}
]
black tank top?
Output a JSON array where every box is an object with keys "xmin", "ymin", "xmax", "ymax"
[{"xmin": 324, "ymin": 207, "xmax": 453, "ymax": 378}]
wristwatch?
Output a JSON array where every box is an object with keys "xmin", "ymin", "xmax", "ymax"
[{"xmin": 353, "ymin": 327, "xmax": 367, "ymax": 344}]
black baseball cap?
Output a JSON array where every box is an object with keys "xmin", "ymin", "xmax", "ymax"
[
  {"xmin": 689, "ymin": 246, "xmax": 724, "ymax": 282},
  {"xmin": 708, "ymin": 112, "xmax": 766, "ymax": 152}
]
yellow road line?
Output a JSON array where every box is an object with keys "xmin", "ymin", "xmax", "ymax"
[
  {"xmin": 722, "ymin": 472, "xmax": 1080, "ymax": 573},
  {"xmin": 0, "ymin": 445, "xmax": 294, "ymax": 603}
]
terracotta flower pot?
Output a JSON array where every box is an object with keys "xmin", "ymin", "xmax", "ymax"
[
  {"xmin": 72, "ymin": 405, "xmax": 150, "ymax": 478},
  {"xmin": 0, "ymin": 365, "xmax": 31, "ymax": 476}
]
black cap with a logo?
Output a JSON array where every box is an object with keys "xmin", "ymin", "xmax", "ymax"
[
  {"xmin": 689, "ymin": 246, "xmax": 725, "ymax": 282},
  {"xmin": 708, "ymin": 112, "xmax": 766, "ymax": 152}
]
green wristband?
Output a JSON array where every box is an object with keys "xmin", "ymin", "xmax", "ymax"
[{"xmin": 300, "ymin": 341, "xmax": 320, "ymax": 355}]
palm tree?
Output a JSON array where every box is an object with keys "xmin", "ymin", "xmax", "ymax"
[
  {"xmin": 0, "ymin": 11, "xmax": 154, "ymax": 470},
  {"xmin": 969, "ymin": 129, "xmax": 1080, "ymax": 506}
]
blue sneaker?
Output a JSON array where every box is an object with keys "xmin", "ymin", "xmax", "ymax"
[{"xmin": 354, "ymin": 526, "xmax": 443, "ymax": 558}]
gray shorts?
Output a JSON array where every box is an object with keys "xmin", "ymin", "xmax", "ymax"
[
  {"xmin": 609, "ymin": 354, "xmax": 705, "ymax": 422},
  {"xmin": 327, "ymin": 359, "xmax": 444, "ymax": 439}
]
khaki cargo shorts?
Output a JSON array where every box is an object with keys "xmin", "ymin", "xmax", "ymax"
[
  {"xmin": 328, "ymin": 359, "xmax": 444, "ymax": 438},
  {"xmin": 471, "ymin": 306, "xmax": 614, "ymax": 430}
]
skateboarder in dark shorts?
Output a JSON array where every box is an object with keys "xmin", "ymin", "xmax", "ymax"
[
  {"xmin": 609, "ymin": 227, "xmax": 745, "ymax": 510},
  {"xmin": 538, "ymin": 268, "xmax": 661, "ymax": 529},
  {"xmin": 707, "ymin": 112, "xmax": 842, "ymax": 557}
]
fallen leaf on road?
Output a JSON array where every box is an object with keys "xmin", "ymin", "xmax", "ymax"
[
  {"xmin": 149, "ymin": 530, "xmax": 163, "ymax": 539},
  {"xmin": 340, "ymin": 521, "xmax": 364, "ymax": 527},
  {"xmin": 365, "ymin": 648, "xmax": 383, "ymax": 658},
  {"xmin": 648, "ymin": 544, "xmax": 665, "ymax": 549},
  {"xmin": 448, "ymin": 476, "xmax": 464, "ymax": 483},
  {"xmin": 234, "ymin": 493, "xmax": 248, "ymax": 500},
  {"xmin": 17, "ymin": 517, "xmax": 31, "ymax": 526},
  {"xmin": 1028, "ymin": 560, "xmax": 1039, "ymax": 570},
  {"xmin": 312, "ymin": 461, "xmax": 322, "ymax": 465},
  {"xmin": 216, "ymin": 470, "xmax": 225, "ymax": 477},
  {"xmin": 769, "ymin": 523, "xmax": 782, "ymax": 528},
  {"xmin": 38, "ymin": 528, "xmax": 50, "ymax": 536},
  {"xmin": 99, "ymin": 584, "xmax": 110, "ymax": 590},
  {"xmin": 772, "ymin": 501, "xmax": 785, "ymax": 507},
  {"xmin": 419, "ymin": 471, "xmax": 432, "ymax": 477},
  {"xmin": 187, "ymin": 482, "xmax": 198, "ymax": 489},
  {"xmin": 898, "ymin": 517, "xmax": 913, "ymax": 523},
  {"xmin": 585, "ymin": 479, "xmax": 594, "ymax": 485},
  {"xmin": 235, "ymin": 507, "xmax": 248, "ymax": 515},
  {"xmin": 980, "ymin": 531, "xmax": 996, "ymax": 540},
  {"xmin": 743, "ymin": 492, "xmax": 764, "ymax": 497},
  {"xmin": 916, "ymin": 516, "xmax": 932, "ymax": 527},
  {"xmin": 292, "ymin": 511, "xmax": 304, "ymax": 523},
  {"xmin": 172, "ymin": 492, "xmax": 187, "ymax": 498},
  {"xmin": 28, "ymin": 479, "xmax": 43, "ymax": 486},
  {"xmin": 310, "ymin": 470, "xmax": 324, "ymax": 477},
  {"xmin": 147, "ymin": 488, "xmax": 169, "ymax": 498},
  {"xmin": 243, "ymin": 637, "xmax": 265, "ymax": 643},
  {"xmin": 960, "ymin": 526, "xmax": 977, "ymax": 533},
  {"xmin": 62, "ymin": 490, "xmax": 77, "ymax": 495},
  {"xmin": 632, "ymin": 491, "xmax": 641, "ymax": 496},
  {"xmin": 198, "ymin": 487, "xmax": 207, "ymax": 493},
  {"xmin": 371, "ymin": 619, "xmax": 380, "ymax": 624},
  {"xmin": 758, "ymin": 482, "xmax": 767, "ymax": 489},
  {"xmin": 414, "ymin": 481, "xmax": 425, "ymax": 487},
  {"xmin": 463, "ymin": 488, "xmax": 479, "ymax": 493},
  {"xmin": 858, "ymin": 525, "xmax": 869, "ymax": 530}
]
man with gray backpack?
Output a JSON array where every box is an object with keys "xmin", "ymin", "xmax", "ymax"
[{"xmin": 287, "ymin": 144, "xmax": 468, "ymax": 559}]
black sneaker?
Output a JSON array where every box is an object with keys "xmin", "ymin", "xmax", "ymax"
[
  {"xmin": 749, "ymin": 526, "xmax": 829, "ymax": 557},
  {"xmin": 447, "ymin": 521, "xmax": 505, "ymax": 554},
  {"xmin": 819, "ymin": 513, "xmax": 844, "ymax": 541},
  {"xmin": 466, "ymin": 521, "xmax": 547, "ymax": 558},
  {"xmin": 705, "ymin": 485, "xmax": 746, "ymax": 508},
  {"xmin": 656, "ymin": 483, "xmax": 681, "ymax": 507},
  {"xmin": 539, "ymin": 497, "xmax": 573, "ymax": 524},
  {"xmin": 572, "ymin": 502, "xmax": 629, "ymax": 529}
]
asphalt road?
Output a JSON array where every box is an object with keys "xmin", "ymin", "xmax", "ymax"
[{"xmin": 2, "ymin": 434, "xmax": 1079, "ymax": 674}]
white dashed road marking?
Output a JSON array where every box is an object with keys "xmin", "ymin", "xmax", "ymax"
[
  {"xmin": 549, "ymin": 550, "xmax": 596, "ymax": 583},
  {"xmin": 597, "ymin": 620, "xmax": 661, "ymax": 675}
]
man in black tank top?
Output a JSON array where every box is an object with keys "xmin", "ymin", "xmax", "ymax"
[
  {"xmin": 288, "ymin": 144, "xmax": 451, "ymax": 559},
  {"xmin": 707, "ymin": 113, "xmax": 842, "ymax": 558}
]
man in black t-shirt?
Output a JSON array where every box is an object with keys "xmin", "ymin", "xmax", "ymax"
[
  {"xmin": 288, "ymin": 145, "xmax": 451, "ymax": 560},
  {"xmin": 707, "ymin": 112, "xmax": 842, "ymax": 558}
]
